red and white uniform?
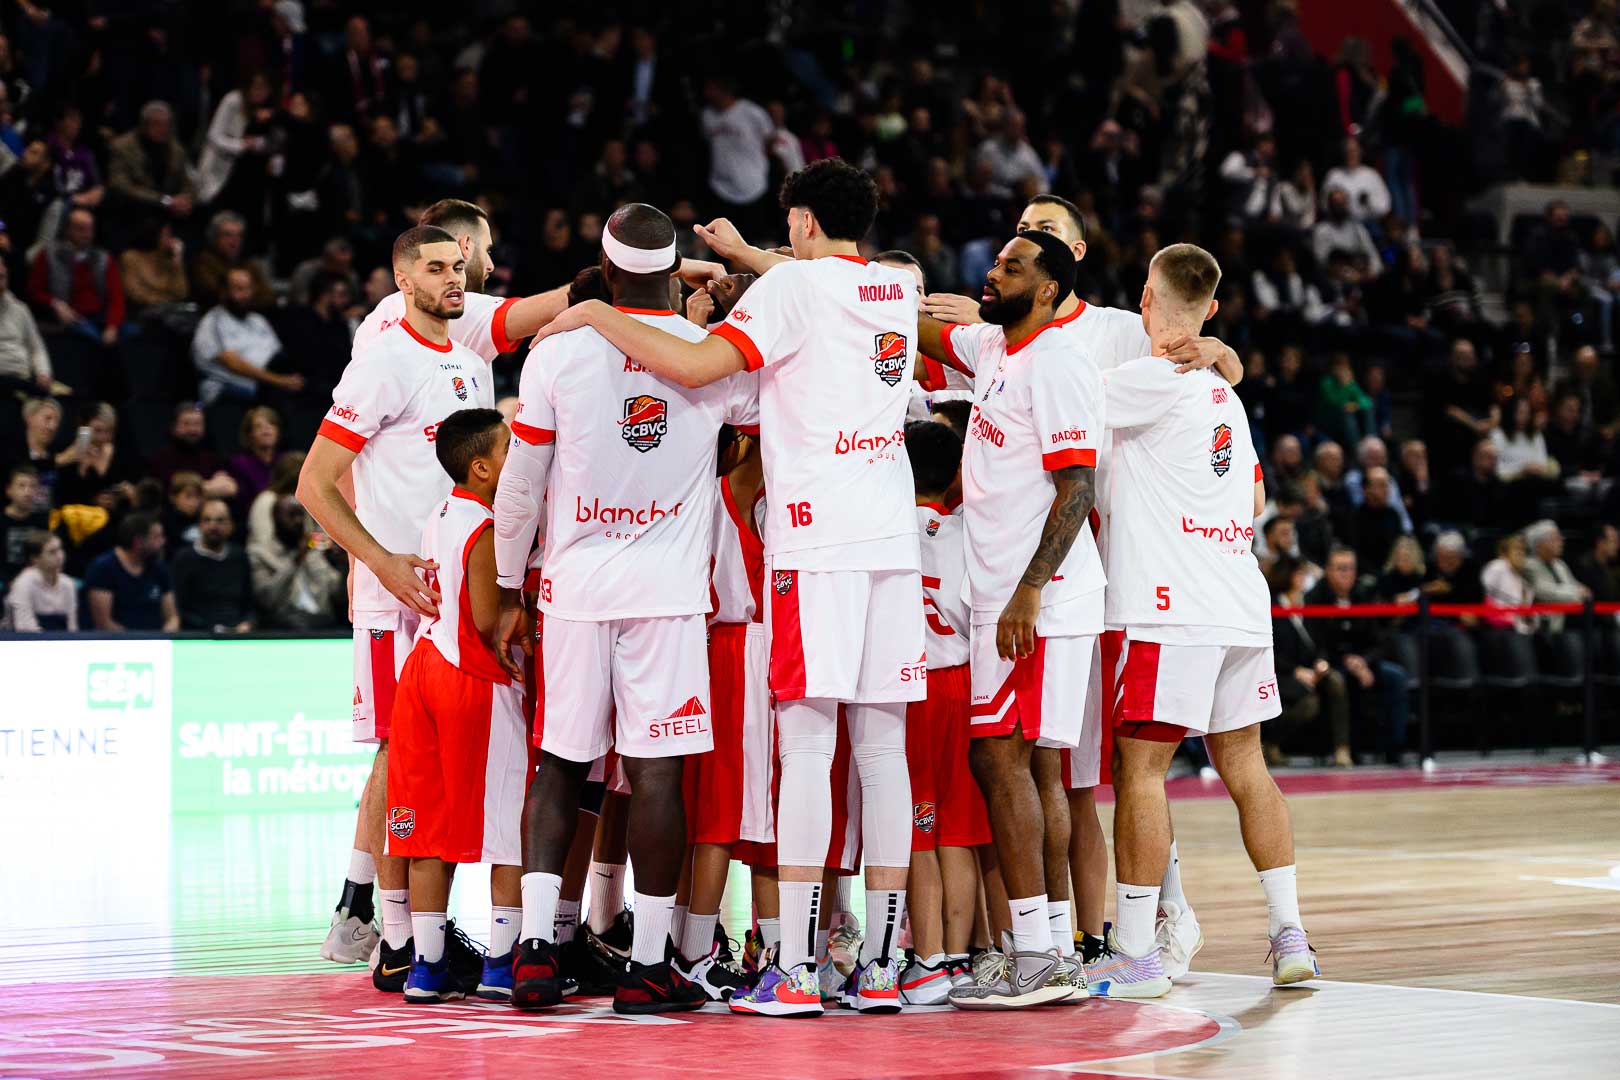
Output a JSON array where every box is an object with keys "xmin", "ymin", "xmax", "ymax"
[
  {"xmin": 386, "ymin": 489, "xmax": 527, "ymax": 865},
  {"xmin": 734, "ymin": 706, "xmax": 863, "ymax": 875},
  {"xmin": 943, "ymin": 318, "xmax": 1104, "ymax": 749},
  {"xmin": 909, "ymin": 503, "xmax": 990, "ymax": 850},
  {"xmin": 321, "ymin": 320, "xmax": 494, "ymax": 743},
  {"xmin": 711, "ymin": 256, "xmax": 925, "ymax": 704},
  {"xmin": 355, "ymin": 290, "xmax": 523, "ymax": 362},
  {"xmin": 516, "ymin": 308, "xmax": 758, "ymax": 761},
  {"xmin": 1104, "ymin": 359, "xmax": 1278, "ymax": 737},
  {"xmin": 685, "ymin": 475, "xmax": 775, "ymax": 846}
]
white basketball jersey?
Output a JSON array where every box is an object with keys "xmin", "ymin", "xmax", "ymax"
[
  {"xmin": 354, "ymin": 290, "xmax": 522, "ymax": 362},
  {"xmin": 917, "ymin": 503, "xmax": 970, "ymax": 669},
  {"xmin": 418, "ymin": 487, "xmax": 510, "ymax": 683}
]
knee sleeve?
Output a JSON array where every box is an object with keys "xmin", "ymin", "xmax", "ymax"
[
  {"xmin": 776, "ymin": 699, "xmax": 838, "ymax": 868},
  {"xmin": 846, "ymin": 702, "xmax": 912, "ymax": 868}
]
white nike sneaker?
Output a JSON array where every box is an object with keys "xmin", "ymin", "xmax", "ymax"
[
  {"xmin": 898, "ymin": 956, "xmax": 953, "ymax": 1005},
  {"xmin": 948, "ymin": 932, "xmax": 1074, "ymax": 1010},
  {"xmin": 1155, "ymin": 900, "xmax": 1203, "ymax": 980},
  {"xmin": 321, "ymin": 909, "xmax": 379, "ymax": 964},
  {"xmin": 1269, "ymin": 925, "xmax": 1319, "ymax": 986}
]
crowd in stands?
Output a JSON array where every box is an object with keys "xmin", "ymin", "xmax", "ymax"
[{"xmin": 0, "ymin": 1, "xmax": 1617, "ymax": 759}]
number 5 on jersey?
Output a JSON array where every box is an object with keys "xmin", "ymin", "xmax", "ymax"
[{"xmin": 1156, "ymin": 585, "xmax": 1171, "ymax": 611}]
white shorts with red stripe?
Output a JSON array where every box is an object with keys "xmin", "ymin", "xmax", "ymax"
[
  {"xmin": 766, "ymin": 563, "xmax": 927, "ymax": 704},
  {"xmin": 1063, "ymin": 629, "xmax": 1126, "ymax": 789},
  {"xmin": 540, "ymin": 612, "xmax": 713, "ymax": 762},
  {"xmin": 1117, "ymin": 636, "xmax": 1282, "ymax": 736},
  {"xmin": 968, "ymin": 596, "xmax": 1100, "ymax": 750},
  {"xmin": 351, "ymin": 613, "xmax": 420, "ymax": 744}
]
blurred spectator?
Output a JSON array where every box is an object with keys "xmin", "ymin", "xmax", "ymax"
[
  {"xmin": 1575, "ymin": 524, "xmax": 1619, "ymax": 604},
  {"xmin": 84, "ymin": 512, "xmax": 178, "ymax": 631},
  {"xmin": 4, "ymin": 532, "xmax": 75, "ymax": 631},
  {"xmin": 0, "ymin": 259, "xmax": 51, "ymax": 393},
  {"xmin": 2, "ymin": 464, "xmax": 47, "ymax": 583},
  {"xmin": 172, "ymin": 497, "xmax": 254, "ymax": 632},
  {"xmin": 190, "ymin": 211, "xmax": 275, "ymax": 311},
  {"xmin": 1442, "ymin": 437, "xmax": 1509, "ymax": 533},
  {"xmin": 247, "ymin": 450, "xmax": 305, "ymax": 551},
  {"xmin": 1524, "ymin": 520, "xmax": 1589, "ymax": 633},
  {"xmin": 767, "ymin": 101, "xmax": 806, "ymax": 178},
  {"xmin": 1294, "ymin": 472, "xmax": 1336, "ymax": 564},
  {"xmin": 1491, "ymin": 397, "xmax": 1560, "ymax": 485},
  {"xmin": 54, "ymin": 402, "xmax": 135, "ymax": 508},
  {"xmin": 318, "ymin": 124, "xmax": 366, "ymax": 239},
  {"xmin": 573, "ymin": 138, "xmax": 641, "ymax": 218},
  {"xmin": 46, "ymin": 105, "xmax": 103, "ymax": 212},
  {"xmin": 1499, "ymin": 53, "xmax": 1551, "ymax": 181},
  {"xmin": 1423, "ymin": 245, "xmax": 1485, "ymax": 339},
  {"xmin": 1219, "ymin": 133, "xmax": 1279, "ymax": 223},
  {"xmin": 29, "ymin": 206, "xmax": 124, "ymax": 346},
  {"xmin": 162, "ymin": 471, "xmax": 203, "ymax": 558},
  {"xmin": 250, "ymin": 493, "xmax": 344, "ymax": 629},
  {"xmin": 1269, "ymin": 434, "xmax": 1305, "ymax": 486},
  {"xmin": 1314, "ymin": 441, "xmax": 1351, "ymax": 519},
  {"xmin": 1321, "ymin": 137, "xmax": 1390, "ymax": 224},
  {"xmin": 118, "ymin": 218, "xmax": 188, "ymax": 311},
  {"xmin": 1495, "ymin": 300, "xmax": 1551, "ymax": 375},
  {"xmin": 977, "ymin": 109, "xmax": 1044, "ymax": 198},
  {"xmin": 1524, "ymin": 201, "xmax": 1587, "ymax": 327},
  {"xmin": 1552, "ymin": 345, "xmax": 1619, "ymax": 445},
  {"xmin": 1312, "ymin": 189, "xmax": 1381, "ymax": 278},
  {"xmin": 8, "ymin": 397, "xmax": 61, "ymax": 506},
  {"xmin": 1482, "ymin": 532, "xmax": 1536, "ymax": 639},
  {"xmin": 107, "ymin": 102, "xmax": 195, "ymax": 222},
  {"xmin": 0, "ymin": 139, "xmax": 57, "ymax": 256},
  {"xmin": 1424, "ymin": 338, "xmax": 1496, "ymax": 478},
  {"xmin": 1306, "ymin": 545, "xmax": 1410, "ymax": 763},
  {"xmin": 323, "ymin": 15, "xmax": 389, "ymax": 127},
  {"xmin": 288, "ymin": 237, "xmax": 359, "ymax": 306},
  {"xmin": 1396, "ymin": 439, "xmax": 1433, "ymax": 534},
  {"xmin": 1579, "ymin": 223, "xmax": 1620, "ymax": 352},
  {"xmin": 1316, "ymin": 352, "xmax": 1373, "ymax": 449},
  {"xmin": 1270, "ymin": 160, "xmax": 1317, "ymax": 232},
  {"xmin": 197, "ymin": 73, "xmax": 276, "ymax": 208},
  {"xmin": 1424, "ymin": 531, "xmax": 1484, "ymax": 607},
  {"xmin": 700, "ymin": 77, "xmax": 773, "ymax": 237},
  {"xmin": 193, "ymin": 267, "xmax": 298, "ymax": 416},
  {"xmin": 1348, "ymin": 466, "xmax": 1407, "ymax": 571},
  {"xmin": 1545, "ymin": 390, "xmax": 1603, "ymax": 476},
  {"xmin": 274, "ymin": 273, "xmax": 353, "ymax": 445},
  {"xmin": 1378, "ymin": 535, "xmax": 1427, "ymax": 604},
  {"xmin": 228, "ymin": 407, "xmax": 283, "ymax": 510},
  {"xmin": 1269, "ymin": 557, "xmax": 1353, "ymax": 767},
  {"xmin": 147, "ymin": 403, "xmax": 238, "ymax": 498}
]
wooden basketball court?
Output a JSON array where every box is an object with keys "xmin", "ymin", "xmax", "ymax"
[{"xmin": 4, "ymin": 758, "xmax": 1616, "ymax": 1078}]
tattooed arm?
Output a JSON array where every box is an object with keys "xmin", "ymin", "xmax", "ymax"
[{"xmin": 997, "ymin": 465, "xmax": 1097, "ymax": 660}]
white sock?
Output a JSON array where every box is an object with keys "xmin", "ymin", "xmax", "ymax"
[
  {"xmin": 520, "ymin": 872, "xmax": 562, "ymax": 943},
  {"xmin": 554, "ymin": 898, "xmax": 581, "ymax": 944},
  {"xmin": 412, "ymin": 911, "xmax": 447, "ymax": 963},
  {"xmin": 1258, "ymin": 865, "xmax": 1302, "ymax": 938},
  {"xmin": 490, "ymin": 905, "xmax": 521, "ymax": 958},
  {"xmin": 835, "ymin": 875, "xmax": 853, "ymax": 916},
  {"xmin": 587, "ymin": 861, "xmax": 626, "ymax": 933},
  {"xmin": 1047, "ymin": 900, "xmax": 1074, "ymax": 957},
  {"xmin": 380, "ymin": 889, "xmax": 411, "ymax": 948},
  {"xmin": 1009, "ymin": 894, "xmax": 1052, "ymax": 954},
  {"xmin": 861, "ymin": 889, "xmax": 906, "ymax": 963},
  {"xmin": 671, "ymin": 904, "xmax": 689, "ymax": 948},
  {"xmin": 631, "ymin": 891, "xmax": 675, "ymax": 966},
  {"xmin": 347, "ymin": 848, "xmax": 377, "ymax": 884},
  {"xmin": 1115, "ymin": 883, "xmax": 1160, "ymax": 958},
  {"xmin": 680, "ymin": 911, "xmax": 718, "ymax": 962},
  {"xmin": 917, "ymin": 951, "xmax": 947, "ymax": 968},
  {"xmin": 1162, "ymin": 841, "xmax": 1190, "ymax": 912},
  {"xmin": 758, "ymin": 916, "xmax": 781, "ymax": 953},
  {"xmin": 778, "ymin": 881, "xmax": 821, "ymax": 969},
  {"xmin": 815, "ymin": 927, "xmax": 829, "ymax": 961}
]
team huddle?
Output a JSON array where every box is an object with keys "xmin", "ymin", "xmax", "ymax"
[{"xmin": 306, "ymin": 158, "xmax": 1318, "ymax": 1018}]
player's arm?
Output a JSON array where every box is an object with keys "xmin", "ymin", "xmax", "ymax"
[
  {"xmin": 913, "ymin": 314, "xmax": 975, "ymax": 385},
  {"xmin": 692, "ymin": 218, "xmax": 791, "ymax": 275},
  {"xmin": 1164, "ymin": 334, "xmax": 1243, "ymax": 385},
  {"xmin": 998, "ymin": 464, "xmax": 1097, "ymax": 661},
  {"xmin": 493, "ymin": 432, "xmax": 553, "ymax": 680},
  {"xmin": 467, "ymin": 526, "xmax": 502, "ymax": 642},
  {"xmin": 532, "ymin": 299, "xmax": 747, "ymax": 388},
  {"xmin": 1254, "ymin": 476, "xmax": 1266, "ymax": 520},
  {"xmin": 296, "ymin": 435, "xmax": 441, "ymax": 617}
]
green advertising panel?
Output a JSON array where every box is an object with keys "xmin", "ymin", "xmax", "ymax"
[{"xmin": 171, "ymin": 639, "xmax": 374, "ymax": 813}]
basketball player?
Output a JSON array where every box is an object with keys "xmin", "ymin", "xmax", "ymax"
[
  {"xmin": 1098, "ymin": 243, "xmax": 1317, "ymax": 996},
  {"xmin": 923, "ymin": 195, "xmax": 1228, "ymax": 978},
  {"xmin": 531, "ymin": 160, "xmax": 925, "ymax": 1019},
  {"xmin": 492, "ymin": 203, "xmax": 756, "ymax": 1014},
  {"xmin": 320, "ymin": 201, "xmax": 722, "ymax": 967},
  {"xmin": 299, "ymin": 226, "xmax": 492, "ymax": 989},
  {"xmin": 912, "ymin": 231, "xmax": 1100, "ymax": 1009},
  {"xmin": 386, "ymin": 409, "xmax": 527, "ymax": 1004}
]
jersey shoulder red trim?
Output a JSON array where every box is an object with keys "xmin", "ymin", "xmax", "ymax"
[
  {"xmin": 318, "ymin": 419, "xmax": 367, "ymax": 453},
  {"xmin": 490, "ymin": 296, "xmax": 522, "ymax": 354},
  {"xmin": 511, "ymin": 419, "xmax": 555, "ymax": 445},
  {"xmin": 939, "ymin": 323, "xmax": 973, "ymax": 376},
  {"xmin": 1042, "ymin": 448, "xmax": 1097, "ymax": 471},
  {"xmin": 711, "ymin": 321, "xmax": 764, "ymax": 371}
]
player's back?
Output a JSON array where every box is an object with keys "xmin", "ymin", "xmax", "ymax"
[
  {"xmin": 521, "ymin": 311, "xmax": 757, "ymax": 622},
  {"xmin": 917, "ymin": 503, "xmax": 969, "ymax": 668},
  {"xmin": 417, "ymin": 487, "xmax": 508, "ymax": 682},
  {"xmin": 1103, "ymin": 359, "xmax": 1269, "ymax": 642},
  {"xmin": 712, "ymin": 257, "xmax": 920, "ymax": 570}
]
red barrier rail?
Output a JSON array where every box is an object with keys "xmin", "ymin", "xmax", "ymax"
[{"xmin": 1273, "ymin": 602, "xmax": 1620, "ymax": 618}]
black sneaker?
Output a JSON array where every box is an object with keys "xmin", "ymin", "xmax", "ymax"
[
  {"xmin": 373, "ymin": 936, "xmax": 414, "ymax": 992},
  {"xmin": 613, "ymin": 958, "xmax": 708, "ymax": 1015},
  {"xmin": 676, "ymin": 946, "xmax": 750, "ymax": 1002},
  {"xmin": 446, "ymin": 920, "xmax": 486, "ymax": 994},
  {"xmin": 574, "ymin": 921, "xmax": 630, "ymax": 995},
  {"xmin": 714, "ymin": 923, "xmax": 739, "ymax": 966},
  {"xmin": 596, "ymin": 908, "xmax": 634, "ymax": 952},
  {"xmin": 512, "ymin": 938, "xmax": 567, "ymax": 1010}
]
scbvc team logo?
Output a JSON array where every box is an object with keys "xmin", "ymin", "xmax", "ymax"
[
  {"xmin": 870, "ymin": 332, "xmax": 909, "ymax": 386},
  {"xmin": 773, "ymin": 570, "xmax": 794, "ymax": 596},
  {"xmin": 621, "ymin": 395, "xmax": 669, "ymax": 452},
  {"xmin": 451, "ymin": 375, "xmax": 469, "ymax": 401},
  {"xmin": 1210, "ymin": 423, "xmax": 1233, "ymax": 477},
  {"xmin": 388, "ymin": 807, "xmax": 416, "ymax": 839}
]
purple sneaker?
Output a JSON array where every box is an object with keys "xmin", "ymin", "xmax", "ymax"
[
  {"xmin": 1083, "ymin": 929, "xmax": 1171, "ymax": 999},
  {"xmin": 1269, "ymin": 925, "xmax": 1319, "ymax": 985},
  {"xmin": 728, "ymin": 961, "xmax": 824, "ymax": 1017}
]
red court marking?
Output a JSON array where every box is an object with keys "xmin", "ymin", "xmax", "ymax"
[
  {"xmin": 1094, "ymin": 761, "xmax": 1620, "ymax": 803},
  {"xmin": 0, "ymin": 974, "xmax": 1218, "ymax": 1079}
]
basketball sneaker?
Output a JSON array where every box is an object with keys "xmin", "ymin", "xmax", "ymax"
[
  {"xmin": 817, "ymin": 955, "xmax": 844, "ymax": 1003},
  {"xmin": 676, "ymin": 943, "xmax": 749, "ymax": 1002},
  {"xmin": 898, "ymin": 955, "xmax": 954, "ymax": 1006},
  {"xmin": 729, "ymin": 961, "xmax": 825, "ymax": 1018},
  {"xmin": 511, "ymin": 938, "xmax": 568, "ymax": 1009},
  {"xmin": 321, "ymin": 907, "xmax": 379, "ymax": 964},
  {"xmin": 446, "ymin": 921, "xmax": 486, "ymax": 995},
  {"xmin": 474, "ymin": 948, "xmax": 515, "ymax": 1001},
  {"xmin": 1084, "ymin": 930, "xmax": 1171, "ymax": 999},
  {"xmin": 373, "ymin": 937, "xmax": 414, "ymax": 993},
  {"xmin": 827, "ymin": 912, "xmax": 862, "ymax": 977},
  {"xmin": 948, "ymin": 932, "xmax": 1073, "ymax": 1010},
  {"xmin": 574, "ymin": 919, "xmax": 631, "ymax": 995},
  {"xmin": 1269, "ymin": 925, "xmax": 1319, "ymax": 986},
  {"xmin": 840, "ymin": 956, "xmax": 902, "ymax": 1013},
  {"xmin": 613, "ymin": 959, "xmax": 708, "ymax": 1015},
  {"xmin": 945, "ymin": 954, "xmax": 975, "ymax": 992},
  {"xmin": 1048, "ymin": 953, "xmax": 1090, "ymax": 1003},
  {"xmin": 595, "ymin": 908, "xmax": 634, "ymax": 953},
  {"xmin": 1155, "ymin": 900, "xmax": 1203, "ymax": 980},
  {"xmin": 742, "ymin": 928, "xmax": 767, "ymax": 977},
  {"xmin": 403, "ymin": 955, "xmax": 465, "ymax": 1004},
  {"xmin": 970, "ymin": 944, "xmax": 1005, "ymax": 986}
]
